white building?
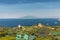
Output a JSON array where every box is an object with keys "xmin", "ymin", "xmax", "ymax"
[{"xmin": 18, "ymin": 25, "xmax": 21, "ymax": 28}]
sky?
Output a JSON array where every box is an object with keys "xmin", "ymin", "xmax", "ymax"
[{"xmin": 0, "ymin": 0, "xmax": 60, "ymax": 18}]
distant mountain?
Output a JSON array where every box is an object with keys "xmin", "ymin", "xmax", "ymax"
[{"xmin": 20, "ymin": 16, "xmax": 39, "ymax": 19}]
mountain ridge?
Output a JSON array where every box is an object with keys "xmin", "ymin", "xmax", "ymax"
[{"xmin": 20, "ymin": 16, "xmax": 39, "ymax": 19}]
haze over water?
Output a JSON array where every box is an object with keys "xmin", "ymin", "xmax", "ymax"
[
  {"xmin": 0, "ymin": 0, "xmax": 60, "ymax": 27},
  {"xmin": 0, "ymin": 0, "xmax": 60, "ymax": 18}
]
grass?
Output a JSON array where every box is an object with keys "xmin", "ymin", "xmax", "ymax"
[{"xmin": 0, "ymin": 36, "xmax": 15, "ymax": 40}]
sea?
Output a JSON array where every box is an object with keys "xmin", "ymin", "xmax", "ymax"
[{"xmin": 0, "ymin": 18, "xmax": 60, "ymax": 27}]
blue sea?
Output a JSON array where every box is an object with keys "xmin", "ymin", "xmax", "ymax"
[{"xmin": 0, "ymin": 18, "xmax": 60, "ymax": 27}]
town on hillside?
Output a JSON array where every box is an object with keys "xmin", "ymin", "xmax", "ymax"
[{"xmin": 0, "ymin": 23, "xmax": 60, "ymax": 40}]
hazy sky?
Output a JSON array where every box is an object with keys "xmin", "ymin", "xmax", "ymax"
[{"xmin": 0, "ymin": 0, "xmax": 60, "ymax": 18}]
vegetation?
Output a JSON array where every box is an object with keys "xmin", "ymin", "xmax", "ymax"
[{"xmin": 0, "ymin": 25, "xmax": 60, "ymax": 40}]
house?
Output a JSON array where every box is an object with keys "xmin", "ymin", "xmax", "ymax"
[{"xmin": 37, "ymin": 23, "xmax": 43, "ymax": 28}]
